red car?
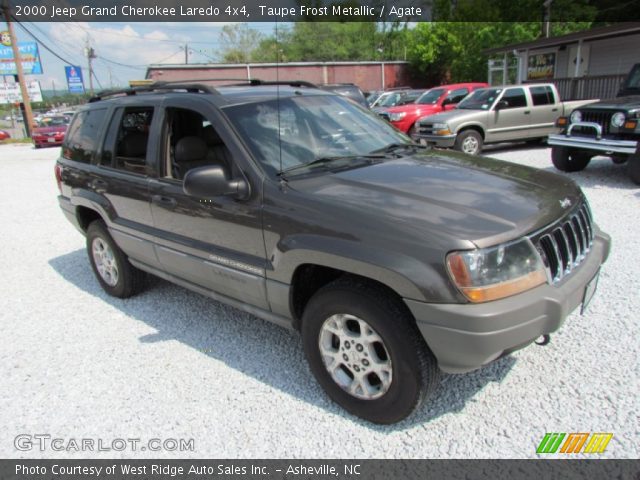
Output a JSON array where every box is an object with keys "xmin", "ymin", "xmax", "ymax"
[
  {"xmin": 0, "ymin": 130, "xmax": 10, "ymax": 141},
  {"xmin": 377, "ymin": 82, "xmax": 488, "ymax": 134},
  {"xmin": 32, "ymin": 116, "xmax": 70, "ymax": 148}
]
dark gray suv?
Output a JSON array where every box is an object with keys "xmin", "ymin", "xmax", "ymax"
[{"xmin": 56, "ymin": 81, "xmax": 610, "ymax": 424}]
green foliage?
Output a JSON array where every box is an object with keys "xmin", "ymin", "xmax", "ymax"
[{"xmin": 219, "ymin": 23, "xmax": 265, "ymax": 63}]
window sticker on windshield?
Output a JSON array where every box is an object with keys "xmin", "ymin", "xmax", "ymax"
[{"xmin": 482, "ymin": 104, "xmax": 489, "ymax": 109}]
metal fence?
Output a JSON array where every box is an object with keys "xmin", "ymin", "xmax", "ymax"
[{"xmin": 549, "ymin": 74, "xmax": 627, "ymax": 100}]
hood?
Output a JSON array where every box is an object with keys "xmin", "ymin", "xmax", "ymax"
[
  {"xmin": 418, "ymin": 108, "xmax": 481, "ymax": 124},
  {"xmin": 580, "ymin": 96, "xmax": 640, "ymax": 110},
  {"xmin": 382, "ymin": 104, "xmax": 441, "ymax": 115},
  {"xmin": 290, "ymin": 150, "xmax": 582, "ymax": 248},
  {"xmin": 33, "ymin": 126, "xmax": 67, "ymax": 135}
]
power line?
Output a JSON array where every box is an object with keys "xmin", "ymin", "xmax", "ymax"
[{"xmin": 11, "ymin": 17, "xmax": 78, "ymax": 66}]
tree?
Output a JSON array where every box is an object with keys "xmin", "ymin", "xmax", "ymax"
[{"xmin": 219, "ymin": 23, "xmax": 264, "ymax": 63}]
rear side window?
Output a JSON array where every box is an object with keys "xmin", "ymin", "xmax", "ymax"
[
  {"xmin": 501, "ymin": 88, "xmax": 528, "ymax": 108},
  {"xmin": 113, "ymin": 107, "xmax": 154, "ymax": 175},
  {"xmin": 63, "ymin": 109, "xmax": 107, "ymax": 163},
  {"xmin": 446, "ymin": 88, "xmax": 469, "ymax": 104},
  {"xmin": 530, "ymin": 86, "xmax": 556, "ymax": 106}
]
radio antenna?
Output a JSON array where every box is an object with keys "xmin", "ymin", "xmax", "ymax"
[{"xmin": 276, "ymin": 21, "xmax": 283, "ymax": 178}]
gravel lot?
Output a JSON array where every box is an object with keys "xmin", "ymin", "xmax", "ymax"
[{"xmin": 1, "ymin": 142, "xmax": 638, "ymax": 459}]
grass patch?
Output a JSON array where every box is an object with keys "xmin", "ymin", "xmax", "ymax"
[{"xmin": 0, "ymin": 138, "xmax": 34, "ymax": 145}]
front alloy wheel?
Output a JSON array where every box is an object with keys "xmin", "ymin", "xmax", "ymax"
[
  {"xmin": 302, "ymin": 279, "xmax": 440, "ymax": 424},
  {"xmin": 318, "ymin": 314, "xmax": 392, "ymax": 400}
]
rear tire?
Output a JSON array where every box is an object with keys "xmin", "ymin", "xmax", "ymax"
[
  {"xmin": 628, "ymin": 155, "xmax": 640, "ymax": 185},
  {"xmin": 86, "ymin": 220, "xmax": 145, "ymax": 298},
  {"xmin": 301, "ymin": 278, "xmax": 440, "ymax": 424},
  {"xmin": 454, "ymin": 130, "xmax": 483, "ymax": 155},
  {"xmin": 551, "ymin": 146, "xmax": 591, "ymax": 172}
]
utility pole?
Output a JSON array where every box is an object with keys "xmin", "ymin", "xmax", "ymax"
[
  {"xmin": 2, "ymin": 2, "xmax": 34, "ymax": 137},
  {"xmin": 184, "ymin": 43, "xmax": 189, "ymax": 64},
  {"xmin": 85, "ymin": 38, "xmax": 96, "ymax": 95},
  {"xmin": 108, "ymin": 67, "xmax": 113, "ymax": 89},
  {"xmin": 52, "ymin": 79, "xmax": 56, "ymax": 97},
  {"xmin": 542, "ymin": 0, "xmax": 553, "ymax": 38}
]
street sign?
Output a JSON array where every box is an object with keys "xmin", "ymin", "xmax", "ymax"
[
  {"xmin": 0, "ymin": 41, "xmax": 43, "ymax": 75},
  {"xmin": 65, "ymin": 65, "xmax": 85, "ymax": 94},
  {"xmin": 0, "ymin": 81, "xmax": 43, "ymax": 104}
]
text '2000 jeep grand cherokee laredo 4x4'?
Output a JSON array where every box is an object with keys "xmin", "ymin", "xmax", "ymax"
[{"xmin": 56, "ymin": 80, "xmax": 610, "ymax": 424}]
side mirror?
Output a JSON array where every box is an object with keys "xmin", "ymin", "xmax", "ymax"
[
  {"xmin": 183, "ymin": 165, "xmax": 249, "ymax": 200},
  {"xmin": 495, "ymin": 100, "xmax": 509, "ymax": 110}
]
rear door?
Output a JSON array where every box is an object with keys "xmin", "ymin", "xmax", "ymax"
[
  {"xmin": 147, "ymin": 98, "xmax": 268, "ymax": 309},
  {"xmin": 528, "ymin": 85, "xmax": 560, "ymax": 138},
  {"xmin": 486, "ymin": 87, "xmax": 531, "ymax": 142},
  {"xmin": 91, "ymin": 102, "xmax": 161, "ymax": 269}
]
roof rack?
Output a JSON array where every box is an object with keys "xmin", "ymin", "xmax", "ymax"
[{"xmin": 88, "ymin": 78, "xmax": 320, "ymax": 102}]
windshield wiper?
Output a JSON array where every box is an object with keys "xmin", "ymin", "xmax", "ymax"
[
  {"xmin": 278, "ymin": 154, "xmax": 385, "ymax": 177},
  {"xmin": 370, "ymin": 143, "xmax": 429, "ymax": 154}
]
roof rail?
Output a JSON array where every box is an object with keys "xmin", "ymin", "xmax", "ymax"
[{"xmin": 88, "ymin": 78, "xmax": 320, "ymax": 102}]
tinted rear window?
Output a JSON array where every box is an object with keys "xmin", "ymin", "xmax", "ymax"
[
  {"xmin": 63, "ymin": 109, "xmax": 108, "ymax": 163},
  {"xmin": 530, "ymin": 86, "xmax": 556, "ymax": 106}
]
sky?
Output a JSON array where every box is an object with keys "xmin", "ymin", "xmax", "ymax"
[{"xmin": 5, "ymin": 22, "xmax": 279, "ymax": 93}]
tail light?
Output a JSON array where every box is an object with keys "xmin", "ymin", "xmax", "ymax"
[{"xmin": 54, "ymin": 163, "xmax": 63, "ymax": 193}]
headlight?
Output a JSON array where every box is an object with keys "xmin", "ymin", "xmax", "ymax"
[
  {"xmin": 446, "ymin": 238, "xmax": 547, "ymax": 303},
  {"xmin": 570, "ymin": 110, "xmax": 582, "ymax": 124},
  {"xmin": 432, "ymin": 123, "xmax": 451, "ymax": 135},
  {"xmin": 388, "ymin": 112, "xmax": 406, "ymax": 121},
  {"xmin": 611, "ymin": 112, "xmax": 626, "ymax": 128}
]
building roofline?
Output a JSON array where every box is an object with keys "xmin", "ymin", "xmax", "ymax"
[{"xmin": 483, "ymin": 22, "xmax": 640, "ymax": 55}]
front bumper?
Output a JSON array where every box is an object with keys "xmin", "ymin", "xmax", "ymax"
[
  {"xmin": 411, "ymin": 133, "xmax": 457, "ymax": 148},
  {"xmin": 404, "ymin": 228, "xmax": 611, "ymax": 374},
  {"xmin": 548, "ymin": 133, "xmax": 638, "ymax": 155}
]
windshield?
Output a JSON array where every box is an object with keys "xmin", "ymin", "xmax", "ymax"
[
  {"xmin": 37, "ymin": 116, "xmax": 69, "ymax": 127},
  {"xmin": 416, "ymin": 88, "xmax": 445, "ymax": 105},
  {"xmin": 457, "ymin": 88, "xmax": 502, "ymax": 110},
  {"xmin": 377, "ymin": 93, "xmax": 402, "ymax": 107},
  {"xmin": 224, "ymin": 94, "xmax": 410, "ymax": 176},
  {"xmin": 625, "ymin": 65, "xmax": 640, "ymax": 90}
]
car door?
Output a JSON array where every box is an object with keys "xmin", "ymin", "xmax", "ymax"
[
  {"xmin": 528, "ymin": 85, "xmax": 560, "ymax": 138},
  {"xmin": 486, "ymin": 87, "xmax": 531, "ymax": 142},
  {"xmin": 89, "ymin": 102, "xmax": 162, "ymax": 269},
  {"xmin": 147, "ymin": 98, "xmax": 269, "ymax": 309}
]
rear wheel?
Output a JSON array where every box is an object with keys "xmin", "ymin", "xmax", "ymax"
[
  {"xmin": 86, "ymin": 220, "xmax": 145, "ymax": 298},
  {"xmin": 628, "ymin": 155, "xmax": 640, "ymax": 185},
  {"xmin": 301, "ymin": 279, "xmax": 440, "ymax": 424},
  {"xmin": 551, "ymin": 146, "xmax": 591, "ymax": 172},
  {"xmin": 454, "ymin": 130, "xmax": 483, "ymax": 155}
]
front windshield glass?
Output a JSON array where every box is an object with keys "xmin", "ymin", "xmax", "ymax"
[
  {"xmin": 416, "ymin": 88, "xmax": 445, "ymax": 105},
  {"xmin": 625, "ymin": 65, "xmax": 640, "ymax": 89},
  {"xmin": 224, "ymin": 94, "xmax": 410, "ymax": 175},
  {"xmin": 377, "ymin": 93, "xmax": 402, "ymax": 107},
  {"xmin": 457, "ymin": 88, "xmax": 502, "ymax": 110}
]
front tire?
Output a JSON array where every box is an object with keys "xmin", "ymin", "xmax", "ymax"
[
  {"xmin": 86, "ymin": 220, "xmax": 145, "ymax": 298},
  {"xmin": 628, "ymin": 154, "xmax": 640, "ymax": 185},
  {"xmin": 551, "ymin": 146, "xmax": 591, "ymax": 172},
  {"xmin": 301, "ymin": 279, "xmax": 439, "ymax": 424},
  {"xmin": 454, "ymin": 130, "xmax": 483, "ymax": 155}
]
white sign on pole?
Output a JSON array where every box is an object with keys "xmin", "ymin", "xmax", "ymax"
[{"xmin": 0, "ymin": 81, "xmax": 43, "ymax": 104}]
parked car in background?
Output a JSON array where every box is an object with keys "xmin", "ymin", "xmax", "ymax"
[
  {"xmin": 32, "ymin": 115, "xmax": 70, "ymax": 148},
  {"xmin": 368, "ymin": 87, "xmax": 412, "ymax": 108},
  {"xmin": 377, "ymin": 83, "xmax": 488, "ymax": 134},
  {"xmin": 320, "ymin": 83, "xmax": 368, "ymax": 108},
  {"xmin": 412, "ymin": 84, "xmax": 595, "ymax": 155},
  {"xmin": 548, "ymin": 63, "xmax": 640, "ymax": 184},
  {"xmin": 0, "ymin": 129, "xmax": 11, "ymax": 141},
  {"xmin": 372, "ymin": 89, "xmax": 426, "ymax": 111}
]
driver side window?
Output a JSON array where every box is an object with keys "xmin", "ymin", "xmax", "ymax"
[{"xmin": 162, "ymin": 107, "xmax": 234, "ymax": 181}]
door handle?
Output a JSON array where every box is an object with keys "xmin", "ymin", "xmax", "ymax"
[
  {"xmin": 552, "ymin": 108, "xmax": 558, "ymax": 112},
  {"xmin": 152, "ymin": 195, "xmax": 177, "ymax": 208},
  {"xmin": 524, "ymin": 111, "xmax": 531, "ymax": 115}
]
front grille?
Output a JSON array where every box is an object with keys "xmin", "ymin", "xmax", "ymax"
[
  {"xmin": 573, "ymin": 110, "xmax": 613, "ymax": 136},
  {"xmin": 417, "ymin": 123, "xmax": 435, "ymax": 135},
  {"xmin": 536, "ymin": 202, "xmax": 594, "ymax": 284}
]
